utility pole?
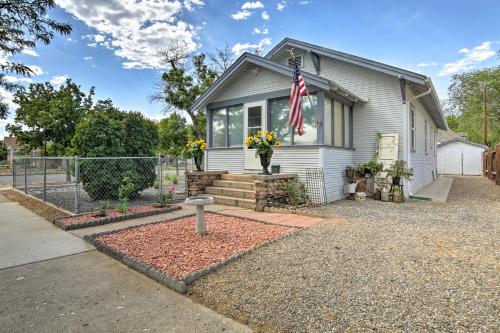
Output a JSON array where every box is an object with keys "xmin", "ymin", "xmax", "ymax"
[{"xmin": 483, "ymin": 81, "xmax": 488, "ymax": 146}]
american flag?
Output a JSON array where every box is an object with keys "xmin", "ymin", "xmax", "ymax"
[{"xmin": 289, "ymin": 61, "xmax": 308, "ymax": 135}]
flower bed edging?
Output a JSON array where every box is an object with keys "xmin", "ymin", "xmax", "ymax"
[
  {"xmin": 264, "ymin": 206, "xmax": 327, "ymax": 218},
  {"xmin": 84, "ymin": 213, "xmax": 301, "ymax": 294},
  {"xmin": 54, "ymin": 205, "xmax": 182, "ymax": 230}
]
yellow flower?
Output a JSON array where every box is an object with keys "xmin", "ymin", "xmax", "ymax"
[
  {"xmin": 248, "ymin": 136, "xmax": 254, "ymax": 142},
  {"xmin": 274, "ymin": 141, "xmax": 281, "ymax": 148},
  {"xmin": 266, "ymin": 135, "xmax": 272, "ymax": 141}
]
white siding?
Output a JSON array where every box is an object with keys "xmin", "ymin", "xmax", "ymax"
[
  {"xmin": 408, "ymin": 89, "xmax": 438, "ymax": 194},
  {"xmin": 206, "ymin": 148, "xmax": 244, "ymax": 173},
  {"xmin": 320, "ymin": 147, "xmax": 355, "ymax": 202},
  {"xmin": 271, "ymin": 147, "xmax": 320, "ymax": 181},
  {"xmin": 272, "ymin": 52, "xmax": 404, "ymax": 164},
  {"xmin": 211, "ymin": 64, "xmax": 290, "ymax": 103}
]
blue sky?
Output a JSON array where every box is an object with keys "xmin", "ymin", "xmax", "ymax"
[{"xmin": 1, "ymin": 0, "xmax": 499, "ymax": 137}]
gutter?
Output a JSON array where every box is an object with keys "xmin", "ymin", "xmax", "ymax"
[{"xmin": 408, "ymin": 78, "xmax": 433, "ymax": 102}]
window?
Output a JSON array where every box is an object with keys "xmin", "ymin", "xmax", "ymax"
[
  {"xmin": 344, "ymin": 104, "xmax": 351, "ymax": 148},
  {"xmin": 210, "ymin": 105, "xmax": 243, "ymax": 147},
  {"xmin": 288, "ymin": 55, "xmax": 303, "ymax": 67},
  {"xmin": 332, "ymin": 100, "xmax": 343, "ymax": 146},
  {"xmin": 410, "ymin": 106, "xmax": 416, "ymax": 151},
  {"xmin": 269, "ymin": 95, "xmax": 317, "ymax": 145},
  {"xmin": 424, "ymin": 120, "xmax": 428, "ymax": 155},
  {"xmin": 434, "ymin": 129, "xmax": 437, "ymax": 157}
]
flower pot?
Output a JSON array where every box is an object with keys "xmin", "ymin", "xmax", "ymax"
[
  {"xmin": 373, "ymin": 189, "xmax": 381, "ymax": 200},
  {"xmin": 259, "ymin": 153, "xmax": 271, "ymax": 175},
  {"xmin": 347, "ymin": 183, "xmax": 357, "ymax": 194},
  {"xmin": 194, "ymin": 154, "xmax": 203, "ymax": 171},
  {"xmin": 392, "ymin": 192, "xmax": 403, "ymax": 203},
  {"xmin": 392, "ymin": 176, "xmax": 401, "ymax": 185}
]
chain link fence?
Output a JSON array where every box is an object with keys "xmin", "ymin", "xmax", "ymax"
[{"xmin": 11, "ymin": 156, "xmax": 194, "ymax": 214}]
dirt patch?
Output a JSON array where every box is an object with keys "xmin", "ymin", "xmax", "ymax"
[
  {"xmin": 1, "ymin": 189, "xmax": 67, "ymax": 221},
  {"xmin": 95, "ymin": 212, "xmax": 295, "ymax": 280}
]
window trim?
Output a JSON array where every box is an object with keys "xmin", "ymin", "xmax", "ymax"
[
  {"xmin": 209, "ymin": 104, "xmax": 244, "ymax": 148},
  {"xmin": 410, "ymin": 105, "xmax": 416, "ymax": 152},
  {"xmin": 424, "ymin": 119, "xmax": 428, "ymax": 155}
]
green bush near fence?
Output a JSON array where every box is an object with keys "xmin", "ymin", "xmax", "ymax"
[{"xmin": 72, "ymin": 107, "xmax": 158, "ymax": 200}]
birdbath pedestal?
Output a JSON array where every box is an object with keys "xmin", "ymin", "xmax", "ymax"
[{"xmin": 184, "ymin": 196, "xmax": 214, "ymax": 235}]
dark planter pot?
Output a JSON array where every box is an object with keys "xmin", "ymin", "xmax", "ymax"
[
  {"xmin": 194, "ymin": 154, "xmax": 203, "ymax": 171},
  {"xmin": 259, "ymin": 154, "xmax": 272, "ymax": 175},
  {"xmin": 373, "ymin": 189, "xmax": 381, "ymax": 200},
  {"xmin": 392, "ymin": 176, "xmax": 401, "ymax": 185}
]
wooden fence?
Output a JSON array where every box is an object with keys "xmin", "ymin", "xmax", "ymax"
[{"xmin": 483, "ymin": 144, "xmax": 499, "ymax": 185}]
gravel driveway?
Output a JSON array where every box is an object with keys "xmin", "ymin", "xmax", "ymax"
[{"xmin": 188, "ymin": 176, "xmax": 500, "ymax": 332}]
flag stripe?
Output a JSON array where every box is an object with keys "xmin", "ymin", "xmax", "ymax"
[{"xmin": 289, "ymin": 62, "xmax": 308, "ymax": 136}]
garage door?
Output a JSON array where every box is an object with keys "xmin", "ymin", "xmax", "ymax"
[{"xmin": 439, "ymin": 143, "xmax": 483, "ymax": 175}]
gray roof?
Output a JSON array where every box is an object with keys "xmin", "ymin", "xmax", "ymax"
[
  {"xmin": 191, "ymin": 52, "xmax": 365, "ymax": 111},
  {"xmin": 438, "ymin": 138, "xmax": 487, "ymax": 149},
  {"xmin": 265, "ymin": 38, "xmax": 447, "ymax": 130},
  {"xmin": 437, "ymin": 129, "xmax": 467, "ymax": 143}
]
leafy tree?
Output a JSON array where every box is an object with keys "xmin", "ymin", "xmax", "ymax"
[
  {"xmin": 158, "ymin": 113, "xmax": 188, "ymax": 157},
  {"xmin": 7, "ymin": 79, "xmax": 94, "ymax": 155},
  {"xmin": 153, "ymin": 42, "xmax": 234, "ymax": 139},
  {"xmin": 445, "ymin": 66, "xmax": 500, "ymax": 146},
  {"xmin": 0, "ymin": 0, "xmax": 72, "ymax": 119},
  {"xmin": 72, "ymin": 105, "xmax": 159, "ymax": 200},
  {"xmin": 0, "ymin": 140, "xmax": 7, "ymax": 160}
]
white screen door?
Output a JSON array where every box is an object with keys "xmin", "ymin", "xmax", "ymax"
[{"xmin": 244, "ymin": 102, "xmax": 265, "ymax": 170}]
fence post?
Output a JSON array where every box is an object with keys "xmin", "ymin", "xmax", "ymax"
[
  {"xmin": 12, "ymin": 159, "xmax": 16, "ymax": 188},
  {"xmin": 74, "ymin": 156, "xmax": 80, "ymax": 214},
  {"xmin": 43, "ymin": 157, "xmax": 47, "ymax": 202},
  {"xmin": 24, "ymin": 157, "xmax": 27, "ymax": 194},
  {"xmin": 158, "ymin": 155, "xmax": 163, "ymax": 195}
]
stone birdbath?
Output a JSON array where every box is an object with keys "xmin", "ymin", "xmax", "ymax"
[{"xmin": 184, "ymin": 196, "xmax": 214, "ymax": 235}]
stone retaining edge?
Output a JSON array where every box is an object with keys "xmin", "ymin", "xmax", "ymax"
[{"xmin": 54, "ymin": 205, "xmax": 182, "ymax": 230}]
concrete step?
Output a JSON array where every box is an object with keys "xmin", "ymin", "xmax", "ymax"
[
  {"xmin": 220, "ymin": 174, "xmax": 254, "ymax": 182},
  {"xmin": 211, "ymin": 195, "xmax": 256, "ymax": 209},
  {"xmin": 206, "ymin": 186, "xmax": 255, "ymax": 200},
  {"xmin": 212, "ymin": 180, "xmax": 256, "ymax": 190}
]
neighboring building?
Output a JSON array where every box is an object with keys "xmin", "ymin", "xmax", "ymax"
[
  {"xmin": 437, "ymin": 129, "xmax": 467, "ymax": 144},
  {"xmin": 192, "ymin": 38, "xmax": 447, "ymax": 203},
  {"xmin": 437, "ymin": 139, "xmax": 485, "ymax": 176},
  {"xmin": 3, "ymin": 137, "xmax": 18, "ymax": 164}
]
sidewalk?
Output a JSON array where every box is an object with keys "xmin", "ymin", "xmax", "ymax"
[
  {"xmin": 0, "ymin": 194, "xmax": 250, "ymax": 332},
  {"xmin": 413, "ymin": 176, "xmax": 454, "ymax": 203}
]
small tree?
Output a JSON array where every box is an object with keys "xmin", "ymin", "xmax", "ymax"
[{"xmin": 158, "ymin": 113, "xmax": 188, "ymax": 174}]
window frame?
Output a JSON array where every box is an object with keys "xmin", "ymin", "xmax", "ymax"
[
  {"xmin": 410, "ymin": 105, "xmax": 416, "ymax": 152},
  {"xmin": 268, "ymin": 94, "xmax": 318, "ymax": 146},
  {"xmin": 424, "ymin": 120, "xmax": 428, "ymax": 155},
  {"xmin": 330, "ymin": 98, "xmax": 352, "ymax": 148},
  {"xmin": 209, "ymin": 104, "xmax": 244, "ymax": 148}
]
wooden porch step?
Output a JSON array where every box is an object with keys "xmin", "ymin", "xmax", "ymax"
[
  {"xmin": 206, "ymin": 186, "xmax": 255, "ymax": 200},
  {"xmin": 212, "ymin": 180, "xmax": 256, "ymax": 190},
  {"xmin": 220, "ymin": 174, "xmax": 254, "ymax": 182},
  {"xmin": 211, "ymin": 194, "xmax": 256, "ymax": 209}
]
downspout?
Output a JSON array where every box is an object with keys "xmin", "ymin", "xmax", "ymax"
[{"xmin": 406, "ymin": 78, "xmax": 433, "ymax": 196}]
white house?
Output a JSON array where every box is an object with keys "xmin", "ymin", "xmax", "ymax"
[
  {"xmin": 192, "ymin": 38, "xmax": 447, "ymax": 204},
  {"xmin": 437, "ymin": 138, "xmax": 485, "ymax": 176}
]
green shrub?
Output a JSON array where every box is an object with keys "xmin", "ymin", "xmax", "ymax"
[
  {"xmin": 286, "ymin": 178, "xmax": 309, "ymax": 206},
  {"xmin": 72, "ymin": 107, "xmax": 158, "ymax": 200},
  {"xmin": 116, "ymin": 199, "xmax": 128, "ymax": 214},
  {"xmin": 98, "ymin": 200, "xmax": 110, "ymax": 216},
  {"xmin": 166, "ymin": 172, "xmax": 178, "ymax": 184},
  {"xmin": 386, "ymin": 160, "xmax": 414, "ymax": 180}
]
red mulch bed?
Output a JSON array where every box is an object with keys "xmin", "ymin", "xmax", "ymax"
[
  {"xmin": 95, "ymin": 213, "xmax": 296, "ymax": 279},
  {"xmin": 58, "ymin": 205, "xmax": 168, "ymax": 227}
]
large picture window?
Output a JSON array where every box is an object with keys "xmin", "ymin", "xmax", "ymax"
[
  {"xmin": 210, "ymin": 105, "xmax": 243, "ymax": 147},
  {"xmin": 269, "ymin": 95, "xmax": 318, "ymax": 145},
  {"xmin": 328, "ymin": 98, "xmax": 352, "ymax": 148}
]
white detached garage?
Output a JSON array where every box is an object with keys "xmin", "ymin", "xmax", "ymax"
[{"xmin": 437, "ymin": 139, "xmax": 486, "ymax": 176}]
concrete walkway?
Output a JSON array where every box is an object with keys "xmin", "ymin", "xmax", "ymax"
[
  {"xmin": 413, "ymin": 176, "xmax": 454, "ymax": 203},
  {"xmin": 0, "ymin": 194, "xmax": 94, "ymax": 270},
  {"xmin": 0, "ymin": 194, "xmax": 250, "ymax": 332}
]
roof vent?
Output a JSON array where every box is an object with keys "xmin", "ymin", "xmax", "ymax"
[{"xmin": 288, "ymin": 55, "xmax": 303, "ymax": 67}]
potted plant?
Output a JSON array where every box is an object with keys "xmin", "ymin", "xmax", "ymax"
[
  {"xmin": 186, "ymin": 139, "xmax": 207, "ymax": 171},
  {"xmin": 364, "ymin": 160, "xmax": 384, "ymax": 177},
  {"xmin": 392, "ymin": 185, "xmax": 403, "ymax": 203},
  {"xmin": 344, "ymin": 166, "xmax": 357, "ymax": 194},
  {"xmin": 245, "ymin": 130, "xmax": 280, "ymax": 175},
  {"xmin": 386, "ymin": 160, "xmax": 414, "ymax": 185}
]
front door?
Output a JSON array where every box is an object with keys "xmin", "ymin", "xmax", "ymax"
[{"xmin": 244, "ymin": 102, "xmax": 265, "ymax": 170}]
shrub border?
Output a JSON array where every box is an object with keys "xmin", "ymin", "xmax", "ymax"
[
  {"xmin": 84, "ymin": 212, "xmax": 301, "ymax": 294},
  {"xmin": 54, "ymin": 204, "xmax": 182, "ymax": 230}
]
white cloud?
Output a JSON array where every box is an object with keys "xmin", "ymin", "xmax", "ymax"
[
  {"xmin": 438, "ymin": 41, "xmax": 496, "ymax": 76},
  {"xmin": 231, "ymin": 10, "xmax": 252, "ymax": 20},
  {"xmin": 55, "ymin": 0, "xmax": 199, "ymax": 69},
  {"xmin": 21, "ymin": 49, "xmax": 39, "ymax": 57},
  {"xmin": 27, "ymin": 65, "xmax": 44, "ymax": 76},
  {"xmin": 50, "ymin": 74, "xmax": 69, "ymax": 86},
  {"xmin": 183, "ymin": 0, "xmax": 204, "ymax": 11},
  {"xmin": 232, "ymin": 38, "xmax": 272, "ymax": 56},
  {"xmin": 0, "ymin": 117, "xmax": 16, "ymax": 138},
  {"xmin": 417, "ymin": 62, "xmax": 438, "ymax": 67},
  {"xmin": 261, "ymin": 10, "xmax": 270, "ymax": 20},
  {"xmin": 84, "ymin": 56, "xmax": 93, "ymax": 61},
  {"xmin": 298, "ymin": 0, "xmax": 312, "ymax": 4},
  {"xmin": 253, "ymin": 27, "xmax": 269, "ymax": 34},
  {"xmin": 241, "ymin": 1, "xmax": 264, "ymax": 10},
  {"xmin": 3, "ymin": 75, "xmax": 32, "ymax": 83},
  {"xmin": 276, "ymin": 1, "xmax": 286, "ymax": 10}
]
